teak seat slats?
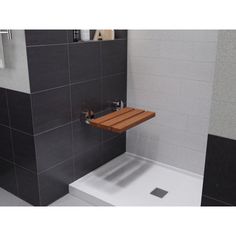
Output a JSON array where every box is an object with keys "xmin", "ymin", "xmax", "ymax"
[{"xmin": 90, "ymin": 107, "xmax": 156, "ymax": 133}]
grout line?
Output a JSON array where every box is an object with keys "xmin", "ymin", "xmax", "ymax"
[
  {"xmin": 4, "ymin": 125, "xmax": 33, "ymax": 136},
  {"xmin": 26, "ymin": 38, "xmax": 127, "ymax": 48},
  {"xmin": 7, "ymin": 73, "xmax": 125, "ymax": 96},
  {"xmin": 202, "ymin": 194, "xmax": 233, "ymax": 206},
  {"xmin": 102, "ymin": 72, "xmax": 126, "ymax": 79},
  {"xmin": 37, "ymin": 157, "xmax": 74, "ymax": 175},
  {"xmin": 0, "ymin": 156, "xmax": 15, "ymax": 165},
  {"xmin": 34, "ymin": 121, "xmax": 72, "ymax": 136},
  {"xmin": 102, "ymin": 133, "xmax": 121, "ymax": 144},
  {"xmin": 27, "ymin": 42, "xmax": 68, "ymax": 48},
  {"xmin": 1, "ymin": 151, "xmax": 74, "ymax": 178},
  {"xmin": 31, "ymin": 73, "xmax": 125, "ymax": 95},
  {"xmin": 29, "ymin": 90, "xmax": 42, "ymax": 205},
  {"xmin": 70, "ymin": 77, "xmax": 100, "ymax": 86},
  {"xmin": 33, "ymin": 108, "xmax": 109, "ymax": 136},
  {"xmin": 5, "ymin": 89, "xmax": 20, "ymax": 196},
  {"xmin": 128, "ymin": 54, "xmax": 217, "ymax": 64},
  {"xmin": 127, "ymin": 37, "xmax": 217, "ymax": 43},
  {"xmin": 2, "ymin": 108, "xmax": 114, "ymax": 138},
  {"xmin": 100, "ymin": 41, "xmax": 104, "ymax": 133},
  {"xmin": 31, "ymin": 84, "xmax": 69, "ymax": 95},
  {"xmin": 66, "ymin": 32, "xmax": 76, "ymax": 181},
  {"xmin": 127, "ymin": 71, "xmax": 214, "ymax": 83}
]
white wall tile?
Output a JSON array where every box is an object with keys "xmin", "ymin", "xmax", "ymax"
[
  {"xmin": 180, "ymin": 80, "xmax": 213, "ymax": 101},
  {"xmin": 128, "ymin": 30, "xmax": 155, "ymax": 40},
  {"xmin": 186, "ymin": 115, "xmax": 209, "ymax": 135},
  {"xmin": 151, "ymin": 30, "xmax": 218, "ymax": 42},
  {"xmin": 0, "ymin": 30, "xmax": 30, "ymax": 93},
  {"xmin": 192, "ymin": 42, "xmax": 217, "ymax": 62},
  {"xmin": 159, "ymin": 41, "xmax": 193, "ymax": 61},
  {"xmin": 127, "ymin": 30, "xmax": 217, "ymax": 175},
  {"xmin": 128, "ymin": 56, "xmax": 215, "ymax": 82},
  {"xmin": 209, "ymin": 31, "xmax": 236, "ymax": 140},
  {"xmin": 128, "ymin": 39, "xmax": 161, "ymax": 58}
]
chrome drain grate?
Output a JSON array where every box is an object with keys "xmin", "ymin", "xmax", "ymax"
[{"xmin": 150, "ymin": 188, "xmax": 168, "ymax": 198}]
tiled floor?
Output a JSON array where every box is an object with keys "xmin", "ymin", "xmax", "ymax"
[
  {"xmin": 0, "ymin": 187, "xmax": 90, "ymax": 206},
  {"xmin": 0, "ymin": 153, "xmax": 203, "ymax": 206},
  {"xmin": 0, "ymin": 188, "xmax": 31, "ymax": 206},
  {"xmin": 70, "ymin": 153, "xmax": 203, "ymax": 206},
  {"xmin": 50, "ymin": 194, "xmax": 90, "ymax": 206}
]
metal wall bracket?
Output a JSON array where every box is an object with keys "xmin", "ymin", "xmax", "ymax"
[
  {"xmin": 112, "ymin": 100, "xmax": 124, "ymax": 111},
  {"xmin": 82, "ymin": 100, "xmax": 124, "ymax": 125},
  {"xmin": 82, "ymin": 110, "xmax": 95, "ymax": 124}
]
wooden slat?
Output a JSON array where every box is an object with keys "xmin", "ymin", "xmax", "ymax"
[
  {"xmin": 90, "ymin": 107, "xmax": 133, "ymax": 127},
  {"xmin": 89, "ymin": 107, "xmax": 156, "ymax": 133},
  {"xmin": 111, "ymin": 111, "xmax": 155, "ymax": 133},
  {"xmin": 100, "ymin": 109, "xmax": 145, "ymax": 129}
]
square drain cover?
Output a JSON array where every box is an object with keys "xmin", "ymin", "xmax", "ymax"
[{"xmin": 150, "ymin": 188, "xmax": 168, "ymax": 198}]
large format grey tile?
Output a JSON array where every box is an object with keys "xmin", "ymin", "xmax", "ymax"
[
  {"xmin": 0, "ymin": 88, "xmax": 9, "ymax": 126},
  {"xmin": 38, "ymin": 159, "xmax": 74, "ymax": 206},
  {"xmin": 25, "ymin": 30, "xmax": 68, "ymax": 46},
  {"xmin": 72, "ymin": 121, "xmax": 101, "ymax": 155},
  {"xmin": 35, "ymin": 124, "xmax": 73, "ymax": 173},
  {"xmin": 102, "ymin": 73, "xmax": 127, "ymax": 110},
  {"xmin": 12, "ymin": 130, "xmax": 37, "ymax": 172},
  {"xmin": 27, "ymin": 45, "xmax": 69, "ymax": 92},
  {"xmin": 69, "ymin": 43, "xmax": 101, "ymax": 83},
  {"xmin": 7, "ymin": 89, "xmax": 34, "ymax": 134},
  {"xmin": 0, "ymin": 125, "xmax": 13, "ymax": 162},
  {"xmin": 74, "ymin": 144, "xmax": 102, "ymax": 179},
  {"xmin": 15, "ymin": 166, "xmax": 40, "ymax": 206},
  {"xmin": 31, "ymin": 86, "xmax": 71, "ymax": 134},
  {"xmin": 71, "ymin": 79, "xmax": 102, "ymax": 121},
  {"xmin": 102, "ymin": 40, "xmax": 127, "ymax": 76},
  {"xmin": 0, "ymin": 158, "xmax": 17, "ymax": 195}
]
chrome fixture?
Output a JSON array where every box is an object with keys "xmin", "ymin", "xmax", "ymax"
[
  {"xmin": 73, "ymin": 30, "xmax": 79, "ymax": 42},
  {"xmin": 112, "ymin": 100, "xmax": 124, "ymax": 111},
  {"xmin": 82, "ymin": 110, "xmax": 95, "ymax": 124},
  {"xmin": 82, "ymin": 100, "xmax": 124, "ymax": 124},
  {"xmin": 0, "ymin": 30, "xmax": 12, "ymax": 40}
]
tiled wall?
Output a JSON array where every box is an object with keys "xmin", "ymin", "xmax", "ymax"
[
  {"xmin": 202, "ymin": 30, "xmax": 236, "ymax": 206},
  {"xmin": 209, "ymin": 31, "xmax": 236, "ymax": 140},
  {"xmin": 127, "ymin": 30, "xmax": 218, "ymax": 175},
  {"xmin": 0, "ymin": 30, "xmax": 127, "ymax": 205}
]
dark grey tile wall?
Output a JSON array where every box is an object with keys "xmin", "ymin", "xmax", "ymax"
[
  {"xmin": 7, "ymin": 90, "xmax": 34, "ymax": 134},
  {"xmin": 27, "ymin": 45, "xmax": 69, "ymax": 92},
  {"xmin": 0, "ymin": 88, "xmax": 9, "ymax": 126},
  {"xmin": 12, "ymin": 130, "xmax": 37, "ymax": 172},
  {"xmin": 31, "ymin": 86, "xmax": 71, "ymax": 133},
  {"xmin": 201, "ymin": 134, "xmax": 236, "ymax": 206},
  {"xmin": 25, "ymin": 30, "xmax": 68, "ymax": 46},
  {"xmin": 0, "ymin": 30, "xmax": 127, "ymax": 206},
  {"xmin": 0, "ymin": 158, "xmax": 17, "ymax": 195},
  {"xmin": 71, "ymin": 80, "xmax": 102, "ymax": 120},
  {"xmin": 201, "ymin": 195, "xmax": 231, "ymax": 206},
  {"xmin": 0, "ymin": 88, "xmax": 39, "ymax": 203},
  {"xmin": 69, "ymin": 43, "xmax": 101, "ymax": 83},
  {"xmin": 102, "ymin": 40, "xmax": 127, "ymax": 76},
  {"xmin": 0, "ymin": 125, "xmax": 13, "ymax": 162}
]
